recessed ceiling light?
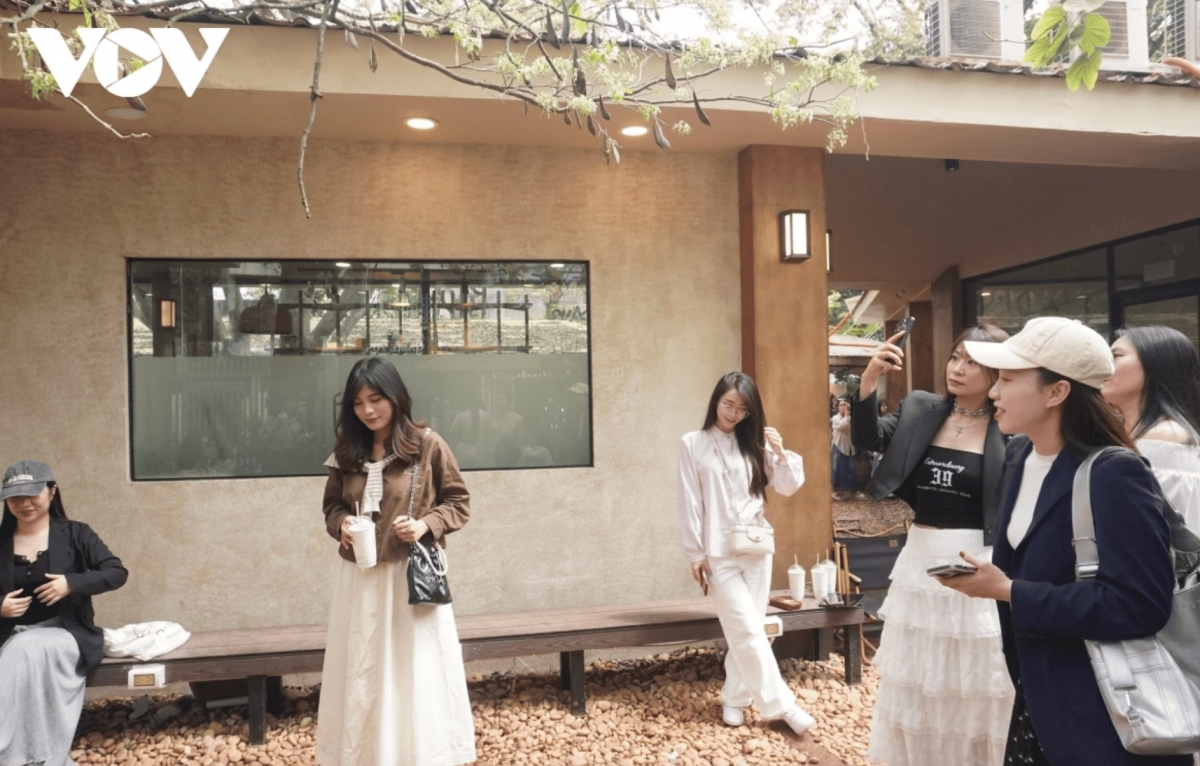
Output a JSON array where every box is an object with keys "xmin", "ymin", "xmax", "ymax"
[
  {"xmin": 406, "ymin": 117, "xmax": 438, "ymax": 130},
  {"xmin": 620, "ymin": 125, "xmax": 649, "ymax": 137},
  {"xmin": 550, "ymin": 263, "xmax": 565, "ymax": 268},
  {"xmin": 980, "ymin": 291, "xmax": 992, "ymax": 297},
  {"xmin": 104, "ymin": 107, "xmax": 146, "ymax": 121},
  {"xmin": 336, "ymin": 262, "xmax": 352, "ymax": 268}
]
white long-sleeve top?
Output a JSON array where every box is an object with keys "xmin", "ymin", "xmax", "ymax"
[
  {"xmin": 677, "ymin": 427, "xmax": 805, "ymax": 563},
  {"xmin": 1138, "ymin": 439, "xmax": 1200, "ymax": 534}
]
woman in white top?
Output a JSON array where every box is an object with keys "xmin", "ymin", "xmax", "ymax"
[
  {"xmin": 830, "ymin": 399, "xmax": 856, "ymax": 501},
  {"xmin": 1102, "ymin": 325, "xmax": 1200, "ymax": 532},
  {"xmin": 677, "ymin": 372, "xmax": 815, "ymax": 736}
]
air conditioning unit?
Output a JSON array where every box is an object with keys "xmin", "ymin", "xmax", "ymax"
[
  {"xmin": 924, "ymin": 0, "xmax": 1025, "ymax": 61},
  {"xmin": 1081, "ymin": 0, "xmax": 1150, "ymax": 70}
]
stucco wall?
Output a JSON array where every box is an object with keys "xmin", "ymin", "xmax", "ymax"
[{"xmin": 0, "ymin": 133, "xmax": 742, "ymax": 630}]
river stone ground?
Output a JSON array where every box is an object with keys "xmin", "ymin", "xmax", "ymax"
[{"xmin": 72, "ymin": 648, "xmax": 878, "ymax": 766}]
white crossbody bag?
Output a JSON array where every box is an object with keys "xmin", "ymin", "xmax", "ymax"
[{"xmin": 710, "ymin": 432, "xmax": 775, "ymax": 556}]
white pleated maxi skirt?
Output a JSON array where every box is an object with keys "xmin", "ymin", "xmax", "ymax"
[
  {"xmin": 315, "ymin": 558, "xmax": 477, "ymax": 766},
  {"xmin": 866, "ymin": 526, "xmax": 1014, "ymax": 766}
]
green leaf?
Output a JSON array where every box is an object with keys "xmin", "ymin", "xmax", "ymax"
[
  {"xmin": 1030, "ymin": 5, "xmax": 1067, "ymax": 41},
  {"xmin": 1078, "ymin": 12, "xmax": 1111, "ymax": 55},
  {"xmin": 1066, "ymin": 49, "xmax": 1103, "ymax": 91},
  {"xmin": 1023, "ymin": 34, "xmax": 1055, "ymax": 65}
]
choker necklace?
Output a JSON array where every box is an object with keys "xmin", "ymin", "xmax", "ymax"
[{"xmin": 953, "ymin": 401, "xmax": 993, "ymax": 418}]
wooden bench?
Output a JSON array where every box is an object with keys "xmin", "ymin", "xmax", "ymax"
[{"xmin": 88, "ymin": 593, "xmax": 863, "ymax": 744}]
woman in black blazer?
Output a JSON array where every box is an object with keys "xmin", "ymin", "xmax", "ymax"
[
  {"xmin": 855, "ymin": 324, "xmax": 1014, "ymax": 766},
  {"xmin": 0, "ymin": 460, "xmax": 128, "ymax": 766},
  {"xmin": 944, "ymin": 317, "xmax": 1187, "ymax": 766}
]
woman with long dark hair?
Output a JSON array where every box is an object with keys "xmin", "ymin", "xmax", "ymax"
[
  {"xmin": 0, "ymin": 460, "xmax": 127, "ymax": 766},
  {"xmin": 677, "ymin": 372, "xmax": 815, "ymax": 735},
  {"xmin": 943, "ymin": 317, "xmax": 1188, "ymax": 766},
  {"xmin": 316, "ymin": 357, "xmax": 476, "ymax": 766},
  {"xmin": 1103, "ymin": 325, "xmax": 1200, "ymax": 531},
  {"xmin": 854, "ymin": 325, "xmax": 1014, "ymax": 766}
]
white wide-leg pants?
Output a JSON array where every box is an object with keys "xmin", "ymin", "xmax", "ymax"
[{"xmin": 708, "ymin": 553, "xmax": 798, "ymax": 719}]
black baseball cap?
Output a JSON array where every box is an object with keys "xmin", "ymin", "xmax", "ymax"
[{"xmin": 1, "ymin": 460, "xmax": 56, "ymax": 500}]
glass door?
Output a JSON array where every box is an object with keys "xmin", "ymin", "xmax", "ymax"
[{"xmin": 1114, "ymin": 289, "xmax": 1200, "ymax": 348}]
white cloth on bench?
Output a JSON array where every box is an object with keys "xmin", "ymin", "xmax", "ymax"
[
  {"xmin": 316, "ymin": 558, "xmax": 476, "ymax": 766},
  {"xmin": 103, "ymin": 621, "xmax": 191, "ymax": 661}
]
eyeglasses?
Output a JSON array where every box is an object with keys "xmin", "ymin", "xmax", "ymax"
[{"xmin": 718, "ymin": 401, "xmax": 750, "ymax": 420}]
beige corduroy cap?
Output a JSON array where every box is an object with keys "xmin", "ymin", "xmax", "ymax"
[{"xmin": 963, "ymin": 317, "xmax": 1114, "ymax": 390}]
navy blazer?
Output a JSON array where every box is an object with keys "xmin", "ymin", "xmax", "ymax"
[
  {"xmin": 993, "ymin": 437, "xmax": 1189, "ymax": 766},
  {"xmin": 0, "ymin": 519, "xmax": 127, "ymax": 674},
  {"xmin": 852, "ymin": 391, "xmax": 1007, "ymax": 544}
]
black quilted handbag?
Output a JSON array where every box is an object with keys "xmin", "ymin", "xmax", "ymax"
[{"xmin": 405, "ymin": 430, "xmax": 452, "ymax": 606}]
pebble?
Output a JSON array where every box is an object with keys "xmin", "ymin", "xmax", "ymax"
[{"xmin": 72, "ymin": 649, "xmax": 879, "ymax": 766}]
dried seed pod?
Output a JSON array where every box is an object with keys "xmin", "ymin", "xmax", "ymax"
[
  {"xmin": 692, "ymin": 91, "xmax": 710, "ymax": 126},
  {"xmin": 664, "ymin": 55, "xmax": 676, "ymax": 89},
  {"xmin": 652, "ymin": 121, "xmax": 671, "ymax": 150}
]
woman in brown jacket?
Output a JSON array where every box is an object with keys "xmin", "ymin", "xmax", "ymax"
[{"xmin": 315, "ymin": 357, "xmax": 476, "ymax": 766}]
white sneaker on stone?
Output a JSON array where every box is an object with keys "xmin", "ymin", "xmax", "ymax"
[
  {"xmin": 781, "ymin": 706, "xmax": 814, "ymax": 737},
  {"xmin": 721, "ymin": 705, "xmax": 745, "ymax": 727}
]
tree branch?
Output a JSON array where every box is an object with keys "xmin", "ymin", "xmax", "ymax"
[{"xmin": 298, "ymin": 0, "xmax": 338, "ymax": 217}]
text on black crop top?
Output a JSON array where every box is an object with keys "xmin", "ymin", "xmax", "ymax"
[{"xmin": 903, "ymin": 445, "xmax": 985, "ymax": 529}]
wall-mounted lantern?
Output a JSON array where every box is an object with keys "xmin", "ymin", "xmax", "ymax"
[{"xmin": 779, "ymin": 210, "xmax": 811, "ymax": 262}]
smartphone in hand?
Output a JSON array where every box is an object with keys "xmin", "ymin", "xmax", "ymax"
[
  {"xmin": 895, "ymin": 316, "xmax": 916, "ymax": 350},
  {"xmin": 926, "ymin": 563, "xmax": 978, "ymax": 578}
]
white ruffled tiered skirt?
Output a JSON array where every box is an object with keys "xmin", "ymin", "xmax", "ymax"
[
  {"xmin": 316, "ymin": 559, "xmax": 477, "ymax": 766},
  {"xmin": 866, "ymin": 526, "xmax": 1014, "ymax": 766}
]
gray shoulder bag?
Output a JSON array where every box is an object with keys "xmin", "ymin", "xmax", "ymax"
[{"xmin": 1072, "ymin": 448, "xmax": 1200, "ymax": 755}]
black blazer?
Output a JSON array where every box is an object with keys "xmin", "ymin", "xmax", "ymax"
[
  {"xmin": 851, "ymin": 391, "xmax": 1007, "ymax": 544},
  {"xmin": 0, "ymin": 519, "xmax": 128, "ymax": 675},
  {"xmin": 993, "ymin": 437, "xmax": 1188, "ymax": 766}
]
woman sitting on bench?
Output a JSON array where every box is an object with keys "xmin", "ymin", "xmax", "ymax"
[
  {"xmin": 0, "ymin": 460, "xmax": 128, "ymax": 766},
  {"xmin": 316, "ymin": 358, "xmax": 476, "ymax": 766},
  {"xmin": 677, "ymin": 372, "xmax": 815, "ymax": 736}
]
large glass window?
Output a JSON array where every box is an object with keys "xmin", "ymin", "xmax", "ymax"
[
  {"xmin": 128, "ymin": 260, "xmax": 592, "ymax": 480},
  {"xmin": 968, "ymin": 248, "xmax": 1110, "ymax": 337},
  {"xmin": 1114, "ymin": 225, "xmax": 1200, "ymax": 291}
]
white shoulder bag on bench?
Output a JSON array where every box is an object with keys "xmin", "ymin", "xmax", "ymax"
[
  {"xmin": 1073, "ymin": 448, "xmax": 1200, "ymax": 755},
  {"xmin": 710, "ymin": 432, "xmax": 775, "ymax": 556}
]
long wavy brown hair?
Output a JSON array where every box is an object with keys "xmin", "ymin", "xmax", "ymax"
[{"xmin": 333, "ymin": 357, "xmax": 427, "ymax": 470}]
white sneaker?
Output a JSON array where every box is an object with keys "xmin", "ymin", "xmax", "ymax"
[
  {"xmin": 781, "ymin": 706, "xmax": 814, "ymax": 737},
  {"xmin": 721, "ymin": 705, "xmax": 745, "ymax": 727}
]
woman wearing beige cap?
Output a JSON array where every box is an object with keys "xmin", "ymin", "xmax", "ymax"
[{"xmin": 940, "ymin": 317, "xmax": 1187, "ymax": 766}]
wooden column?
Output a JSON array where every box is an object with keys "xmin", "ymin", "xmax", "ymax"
[
  {"xmin": 907, "ymin": 301, "xmax": 936, "ymax": 395},
  {"xmin": 931, "ymin": 266, "xmax": 964, "ymax": 396},
  {"xmin": 739, "ymin": 146, "xmax": 832, "ymax": 587}
]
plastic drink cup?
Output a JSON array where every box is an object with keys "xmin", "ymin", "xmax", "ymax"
[
  {"xmin": 811, "ymin": 565, "xmax": 833, "ymax": 602},
  {"xmin": 348, "ymin": 516, "xmax": 377, "ymax": 569},
  {"xmin": 787, "ymin": 564, "xmax": 807, "ymax": 604}
]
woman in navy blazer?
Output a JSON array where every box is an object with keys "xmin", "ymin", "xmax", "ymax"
[{"xmin": 941, "ymin": 317, "xmax": 1188, "ymax": 766}]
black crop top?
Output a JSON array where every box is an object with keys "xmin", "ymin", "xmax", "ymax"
[
  {"xmin": 12, "ymin": 550, "xmax": 57, "ymax": 626},
  {"xmin": 903, "ymin": 445, "xmax": 985, "ymax": 530}
]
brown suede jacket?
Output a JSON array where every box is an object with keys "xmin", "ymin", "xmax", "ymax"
[{"xmin": 322, "ymin": 430, "xmax": 470, "ymax": 564}]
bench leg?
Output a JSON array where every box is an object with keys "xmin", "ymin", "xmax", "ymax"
[
  {"xmin": 844, "ymin": 625, "xmax": 862, "ymax": 686},
  {"xmin": 815, "ymin": 628, "xmax": 832, "ymax": 662},
  {"xmin": 560, "ymin": 651, "xmax": 586, "ymax": 716},
  {"xmin": 248, "ymin": 675, "xmax": 267, "ymax": 745},
  {"xmin": 266, "ymin": 676, "xmax": 283, "ymax": 717}
]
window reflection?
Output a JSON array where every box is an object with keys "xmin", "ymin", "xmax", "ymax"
[{"xmin": 128, "ymin": 260, "xmax": 592, "ymax": 479}]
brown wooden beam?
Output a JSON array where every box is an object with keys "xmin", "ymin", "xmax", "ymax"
[{"xmin": 738, "ymin": 146, "xmax": 833, "ymax": 586}]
